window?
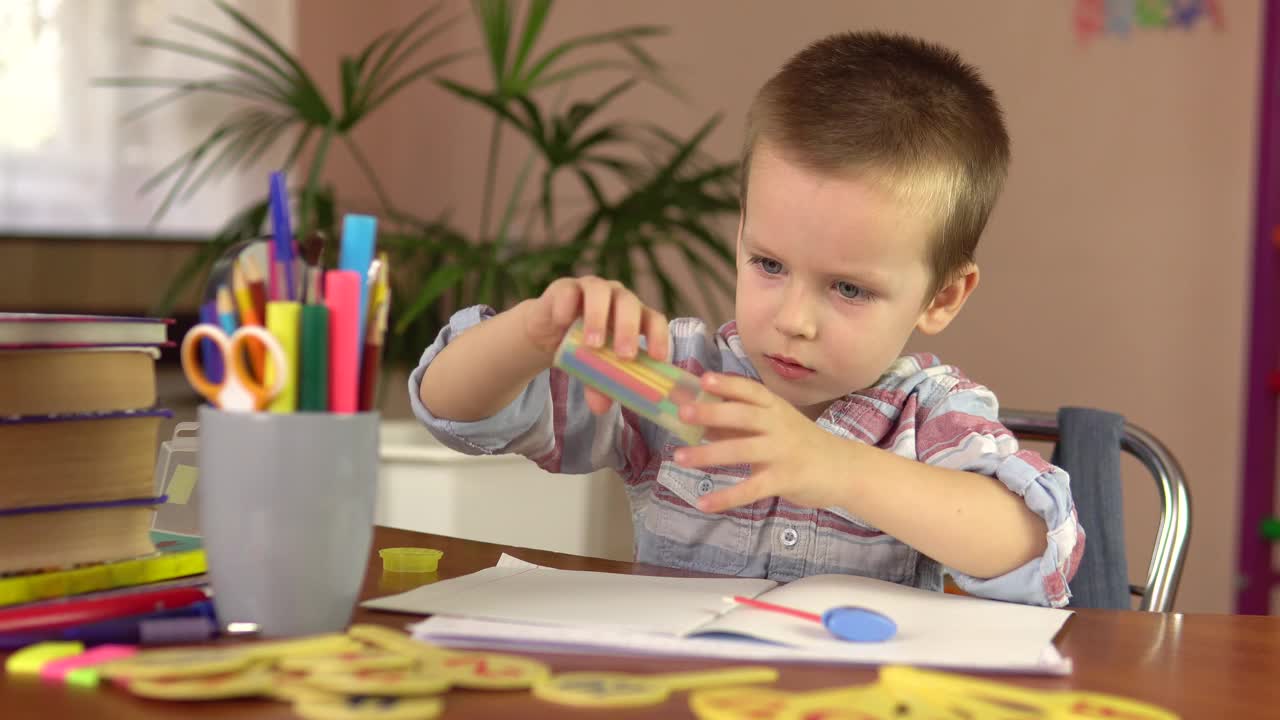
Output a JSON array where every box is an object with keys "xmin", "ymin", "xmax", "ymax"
[{"xmin": 0, "ymin": 0, "xmax": 294, "ymax": 237}]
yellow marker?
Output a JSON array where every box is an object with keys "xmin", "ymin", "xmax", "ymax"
[
  {"xmin": 4, "ymin": 641, "xmax": 83, "ymax": 675},
  {"xmin": 303, "ymin": 667, "xmax": 451, "ymax": 696},
  {"xmin": 264, "ymin": 300, "xmax": 301, "ymax": 413},
  {"xmin": 879, "ymin": 666, "xmax": 1180, "ymax": 720},
  {"xmin": 293, "ymin": 695, "xmax": 444, "ymax": 720},
  {"xmin": 417, "ymin": 651, "xmax": 550, "ymax": 690},
  {"xmin": 533, "ymin": 666, "xmax": 779, "ymax": 709}
]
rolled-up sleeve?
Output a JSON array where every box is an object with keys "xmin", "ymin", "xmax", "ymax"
[
  {"xmin": 407, "ymin": 305, "xmax": 650, "ymax": 478},
  {"xmin": 915, "ymin": 382, "xmax": 1085, "ymax": 607}
]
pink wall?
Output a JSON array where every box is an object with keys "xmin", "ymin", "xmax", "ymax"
[{"xmin": 301, "ymin": 1, "xmax": 1262, "ymax": 613}]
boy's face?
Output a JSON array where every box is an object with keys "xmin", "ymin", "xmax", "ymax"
[{"xmin": 734, "ymin": 140, "xmax": 970, "ymax": 419}]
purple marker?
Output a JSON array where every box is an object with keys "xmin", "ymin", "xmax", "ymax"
[
  {"xmin": 198, "ymin": 300, "xmax": 224, "ymax": 383},
  {"xmin": 269, "ymin": 171, "xmax": 296, "ymax": 300}
]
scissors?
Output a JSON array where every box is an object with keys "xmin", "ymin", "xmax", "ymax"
[{"xmin": 181, "ymin": 324, "xmax": 287, "ymax": 411}]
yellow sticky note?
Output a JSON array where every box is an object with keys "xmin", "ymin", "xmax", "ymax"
[
  {"xmin": 5, "ymin": 641, "xmax": 83, "ymax": 675},
  {"xmin": 166, "ymin": 465, "xmax": 198, "ymax": 505}
]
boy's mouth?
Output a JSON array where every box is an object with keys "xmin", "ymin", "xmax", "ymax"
[{"xmin": 764, "ymin": 354, "xmax": 815, "ymax": 380}]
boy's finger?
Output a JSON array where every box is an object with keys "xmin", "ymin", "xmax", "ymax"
[
  {"xmin": 673, "ymin": 437, "xmax": 762, "ymax": 469},
  {"xmin": 579, "ymin": 278, "xmax": 614, "ymax": 347},
  {"xmin": 642, "ymin": 308, "xmax": 670, "ymax": 361},
  {"xmin": 584, "ymin": 387, "xmax": 615, "ymax": 415},
  {"xmin": 549, "ymin": 280, "xmax": 582, "ymax": 327},
  {"xmin": 697, "ymin": 477, "xmax": 767, "ymax": 513},
  {"xmin": 610, "ymin": 289, "xmax": 642, "ymax": 360},
  {"xmin": 677, "ymin": 400, "xmax": 763, "ymax": 433},
  {"xmin": 701, "ymin": 373, "xmax": 771, "ymax": 406}
]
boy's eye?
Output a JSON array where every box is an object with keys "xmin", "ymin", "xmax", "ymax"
[
  {"xmin": 751, "ymin": 256, "xmax": 784, "ymax": 275},
  {"xmin": 834, "ymin": 281, "xmax": 866, "ymax": 300}
]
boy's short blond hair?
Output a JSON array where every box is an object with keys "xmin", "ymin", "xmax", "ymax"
[{"xmin": 742, "ymin": 31, "xmax": 1010, "ymax": 299}]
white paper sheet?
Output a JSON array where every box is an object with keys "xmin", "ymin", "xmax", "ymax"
[
  {"xmin": 361, "ymin": 554, "xmax": 777, "ymax": 635},
  {"xmin": 362, "ymin": 554, "xmax": 1074, "ymax": 675}
]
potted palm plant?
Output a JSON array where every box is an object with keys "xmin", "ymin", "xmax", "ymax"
[{"xmin": 106, "ymin": 0, "xmax": 740, "ymax": 369}]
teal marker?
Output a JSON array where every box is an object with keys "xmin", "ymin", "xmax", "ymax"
[{"xmin": 338, "ymin": 213, "xmax": 377, "ymax": 345}]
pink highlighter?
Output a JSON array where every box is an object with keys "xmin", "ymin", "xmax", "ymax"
[{"xmin": 325, "ymin": 269, "xmax": 363, "ymax": 413}]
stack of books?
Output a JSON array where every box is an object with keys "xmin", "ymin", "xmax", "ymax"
[{"xmin": 0, "ymin": 313, "xmax": 204, "ymax": 607}]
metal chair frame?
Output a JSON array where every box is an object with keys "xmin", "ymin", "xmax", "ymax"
[{"xmin": 1000, "ymin": 410, "xmax": 1191, "ymax": 612}]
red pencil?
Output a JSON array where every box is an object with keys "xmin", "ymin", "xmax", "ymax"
[
  {"xmin": 725, "ymin": 595, "xmax": 823, "ymax": 624},
  {"xmin": 241, "ymin": 254, "xmax": 269, "ymax": 326},
  {"xmin": 0, "ymin": 586, "xmax": 208, "ymax": 635}
]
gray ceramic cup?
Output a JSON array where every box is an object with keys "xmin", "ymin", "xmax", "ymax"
[{"xmin": 197, "ymin": 406, "xmax": 379, "ymax": 637}]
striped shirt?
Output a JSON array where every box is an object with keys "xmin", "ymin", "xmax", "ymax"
[{"xmin": 409, "ymin": 305, "xmax": 1085, "ymax": 607}]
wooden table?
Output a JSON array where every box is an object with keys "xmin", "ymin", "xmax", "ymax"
[{"xmin": 2, "ymin": 526, "xmax": 1278, "ymax": 718}]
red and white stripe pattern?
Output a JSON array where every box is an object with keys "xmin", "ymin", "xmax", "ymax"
[{"xmin": 411, "ymin": 307, "xmax": 1084, "ymax": 608}]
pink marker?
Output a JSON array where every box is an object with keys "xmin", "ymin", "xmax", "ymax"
[
  {"xmin": 40, "ymin": 644, "xmax": 136, "ymax": 684},
  {"xmin": 325, "ymin": 269, "xmax": 363, "ymax": 413}
]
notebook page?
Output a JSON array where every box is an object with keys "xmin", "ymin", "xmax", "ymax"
[
  {"xmin": 360, "ymin": 553, "xmax": 777, "ymax": 635},
  {"xmin": 408, "ymin": 615, "xmax": 1073, "ymax": 675},
  {"xmin": 691, "ymin": 573, "xmax": 1071, "ymax": 667}
]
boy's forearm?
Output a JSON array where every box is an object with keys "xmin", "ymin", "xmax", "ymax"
[
  {"xmin": 418, "ymin": 301, "xmax": 556, "ymax": 422},
  {"xmin": 827, "ymin": 443, "xmax": 1048, "ymax": 579}
]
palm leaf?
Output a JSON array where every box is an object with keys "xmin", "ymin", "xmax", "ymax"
[
  {"xmin": 361, "ymin": 49, "xmax": 473, "ymax": 119},
  {"xmin": 211, "ymin": 0, "xmax": 331, "ymax": 122},
  {"xmin": 361, "ymin": 0, "xmax": 448, "ymax": 92},
  {"xmin": 134, "ymin": 36, "xmax": 289, "ymax": 103},
  {"xmin": 496, "ymin": 146, "xmax": 540, "ymax": 247},
  {"xmin": 152, "ymin": 198, "xmax": 271, "ymax": 315},
  {"xmin": 299, "ymin": 123, "xmax": 336, "ymax": 236},
  {"xmin": 181, "ymin": 111, "xmax": 283, "ymax": 200},
  {"xmin": 436, "ymin": 79, "xmax": 531, "ymax": 136},
  {"xmin": 638, "ymin": 242, "xmax": 679, "ymax": 314},
  {"xmin": 646, "ymin": 114, "xmax": 722, "ymax": 189},
  {"xmin": 96, "ymin": 77, "xmax": 280, "ymax": 116},
  {"xmin": 675, "ymin": 243, "xmax": 733, "ymax": 320},
  {"xmin": 397, "ymin": 263, "xmax": 467, "ymax": 332},
  {"xmin": 280, "ymin": 124, "xmax": 315, "ymax": 172},
  {"xmin": 509, "ymin": 0, "xmax": 553, "ymax": 80},
  {"xmin": 358, "ymin": 7, "xmax": 466, "ymax": 113},
  {"xmin": 475, "ymin": 0, "xmax": 514, "ymax": 88},
  {"xmin": 169, "ymin": 15, "xmax": 295, "ymax": 87},
  {"xmin": 232, "ymin": 115, "xmax": 293, "ymax": 174},
  {"xmin": 137, "ymin": 108, "xmax": 265, "ymax": 198},
  {"xmin": 520, "ymin": 25, "xmax": 665, "ymax": 89},
  {"xmin": 529, "ymin": 59, "xmax": 636, "ymax": 91}
]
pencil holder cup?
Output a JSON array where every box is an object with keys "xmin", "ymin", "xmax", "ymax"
[{"xmin": 197, "ymin": 406, "xmax": 379, "ymax": 637}]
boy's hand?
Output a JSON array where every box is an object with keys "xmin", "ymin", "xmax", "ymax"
[
  {"xmin": 672, "ymin": 373, "xmax": 848, "ymax": 512},
  {"xmin": 524, "ymin": 276, "xmax": 670, "ymax": 415}
]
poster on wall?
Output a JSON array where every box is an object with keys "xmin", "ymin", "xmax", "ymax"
[{"xmin": 1075, "ymin": 0, "xmax": 1225, "ymax": 44}]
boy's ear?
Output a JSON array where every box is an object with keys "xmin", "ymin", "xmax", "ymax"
[{"xmin": 916, "ymin": 264, "xmax": 979, "ymax": 336}]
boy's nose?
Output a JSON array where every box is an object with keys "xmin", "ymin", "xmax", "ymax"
[{"xmin": 773, "ymin": 285, "xmax": 818, "ymax": 340}]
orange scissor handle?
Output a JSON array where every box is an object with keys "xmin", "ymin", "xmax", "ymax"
[
  {"xmin": 223, "ymin": 325, "xmax": 287, "ymax": 409},
  {"xmin": 181, "ymin": 324, "xmax": 231, "ymax": 405},
  {"xmin": 181, "ymin": 324, "xmax": 287, "ymax": 411}
]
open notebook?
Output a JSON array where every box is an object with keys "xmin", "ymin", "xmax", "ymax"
[{"xmin": 362, "ymin": 554, "xmax": 1074, "ymax": 675}]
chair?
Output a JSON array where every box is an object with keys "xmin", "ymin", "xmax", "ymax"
[{"xmin": 999, "ymin": 409, "xmax": 1191, "ymax": 612}]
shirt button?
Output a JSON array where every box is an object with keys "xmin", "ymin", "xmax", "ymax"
[
  {"xmin": 781, "ymin": 527, "xmax": 799, "ymax": 547},
  {"xmin": 697, "ymin": 477, "xmax": 713, "ymax": 495}
]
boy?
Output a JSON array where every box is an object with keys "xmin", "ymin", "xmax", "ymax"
[{"xmin": 412, "ymin": 31, "xmax": 1083, "ymax": 607}]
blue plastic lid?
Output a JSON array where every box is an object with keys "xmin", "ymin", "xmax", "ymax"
[{"xmin": 821, "ymin": 606, "xmax": 897, "ymax": 642}]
